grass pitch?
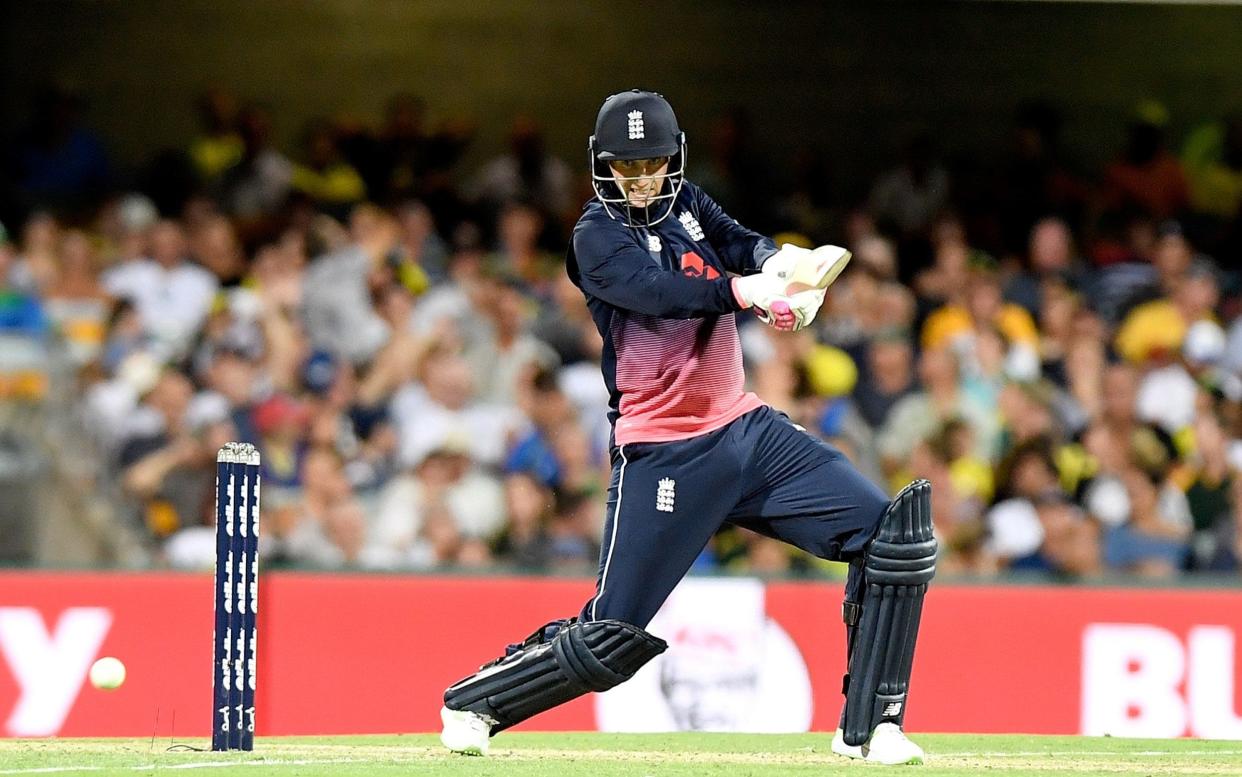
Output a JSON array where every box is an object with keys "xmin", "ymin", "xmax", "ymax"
[{"xmin": 1, "ymin": 733, "xmax": 1240, "ymax": 776}]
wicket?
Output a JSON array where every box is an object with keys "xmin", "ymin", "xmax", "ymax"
[{"xmin": 211, "ymin": 443, "xmax": 261, "ymax": 751}]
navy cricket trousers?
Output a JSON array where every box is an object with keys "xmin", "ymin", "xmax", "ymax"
[{"xmin": 581, "ymin": 405, "xmax": 890, "ymax": 628}]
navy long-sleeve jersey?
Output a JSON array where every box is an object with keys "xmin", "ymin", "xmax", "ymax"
[{"xmin": 566, "ymin": 181, "xmax": 778, "ymax": 445}]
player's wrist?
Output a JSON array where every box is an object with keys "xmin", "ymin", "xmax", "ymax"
[{"xmin": 730, "ymin": 277, "xmax": 752, "ymax": 309}]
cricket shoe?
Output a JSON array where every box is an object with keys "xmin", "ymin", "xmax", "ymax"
[
  {"xmin": 440, "ymin": 706, "xmax": 492, "ymax": 756},
  {"xmin": 831, "ymin": 723, "xmax": 925, "ymax": 765}
]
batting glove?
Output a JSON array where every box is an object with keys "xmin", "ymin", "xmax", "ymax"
[
  {"xmin": 731, "ymin": 274, "xmax": 825, "ymax": 332},
  {"xmin": 762, "ymin": 243, "xmax": 853, "ymax": 292}
]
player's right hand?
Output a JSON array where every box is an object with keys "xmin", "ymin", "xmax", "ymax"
[
  {"xmin": 762, "ymin": 243, "xmax": 852, "ymax": 292},
  {"xmin": 769, "ymin": 288, "xmax": 827, "ymax": 331}
]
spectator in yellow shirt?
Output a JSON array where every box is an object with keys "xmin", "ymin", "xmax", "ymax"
[
  {"xmin": 1114, "ymin": 263, "xmax": 1218, "ymax": 364},
  {"xmin": 1181, "ymin": 114, "xmax": 1242, "ymax": 221},
  {"xmin": 922, "ymin": 266, "xmax": 1039, "ymax": 352},
  {"xmin": 189, "ymin": 89, "xmax": 243, "ymax": 184},
  {"xmin": 292, "ymin": 120, "xmax": 367, "ymax": 215}
]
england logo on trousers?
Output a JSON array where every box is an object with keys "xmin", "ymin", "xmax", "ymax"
[{"xmin": 656, "ymin": 478, "xmax": 676, "ymax": 513}]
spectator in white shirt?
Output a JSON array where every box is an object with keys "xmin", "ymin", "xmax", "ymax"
[
  {"xmin": 465, "ymin": 277, "xmax": 559, "ymax": 406},
  {"xmin": 389, "ymin": 348, "xmax": 519, "ymax": 468},
  {"xmin": 369, "ymin": 441, "xmax": 506, "ymax": 564},
  {"xmin": 102, "ymin": 219, "xmax": 218, "ymax": 359}
]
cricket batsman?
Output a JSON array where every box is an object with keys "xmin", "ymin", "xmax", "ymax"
[{"xmin": 439, "ymin": 89, "xmax": 935, "ymax": 765}]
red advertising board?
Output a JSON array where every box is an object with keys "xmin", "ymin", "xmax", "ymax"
[
  {"xmin": 0, "ymin": 572, "xmax": 210, "ymax": 738},
  {"xmin": 2, "ymin": 572, "xmax": 1240, "ymax": 738}
]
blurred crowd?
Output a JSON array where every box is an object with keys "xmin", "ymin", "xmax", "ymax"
[{"xmin": 2, "ymin": 87, "xmax": 1242, "ymax": 580}]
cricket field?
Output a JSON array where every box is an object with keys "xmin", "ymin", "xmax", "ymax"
[{"xmin": 2, "ymin": 733, "xmax": 1239, "ymax": 776}]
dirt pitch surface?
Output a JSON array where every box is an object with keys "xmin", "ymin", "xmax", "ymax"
[{"xmin": 2, "ymin": 733, "xmax": 1240, "ymax": 776}]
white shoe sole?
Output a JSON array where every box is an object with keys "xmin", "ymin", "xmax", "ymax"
[
  {"xmin": 869, "ymin": 749, "xmax": 929, "ymax": 764},
  {"xmin": 867, "ymin": 749, "xmax": 925, "ymax": 766},
  {"xmin": 832, "ymin": 726, "xmax": 925, "ymax": 765},
  {"xmin": 831, "ymin": 728, "xmax": 863, "ymax": 759},
  {"xmin": 439, "ymin": 706, "xmax": 489, "ymax": 756}
]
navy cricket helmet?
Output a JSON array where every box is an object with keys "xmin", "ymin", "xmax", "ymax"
[{"xmin": 589, "ymin": 89, "xmax": 687, "ymax": 227}]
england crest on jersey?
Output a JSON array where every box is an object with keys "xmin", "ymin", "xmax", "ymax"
[{"xmin": 678, "ymin": 212, "xmax": 704, "ymax": 241}]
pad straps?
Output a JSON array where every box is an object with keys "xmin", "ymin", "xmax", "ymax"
[{"xmin": 445, "ymin": 619, "xmax": 666, "ymax": 734}]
